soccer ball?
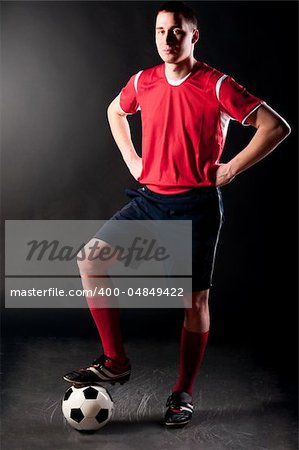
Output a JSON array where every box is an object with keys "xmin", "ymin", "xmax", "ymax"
[{"xmin": 62, "ymin": 385, "xmax": 114, "ymax": 431}]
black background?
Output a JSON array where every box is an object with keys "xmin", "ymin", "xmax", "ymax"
[{"xmin": 1, "ymin": 1, "xmax": 298, "ymax": 376}]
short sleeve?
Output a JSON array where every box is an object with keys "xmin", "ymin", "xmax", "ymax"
[
  {"xmin": 119, "ymin": 74, "xmax": 139, "ymax": 115},
  {"xmin": 218, "ymin": 76, "xmax": 263, "ymax": 126}
]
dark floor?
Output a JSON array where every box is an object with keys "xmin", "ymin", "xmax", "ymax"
[{"xmin": 1, "ymin": 334, "xmax": 297, "ymax": 450}]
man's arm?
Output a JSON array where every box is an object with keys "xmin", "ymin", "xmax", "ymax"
[
  {"xmin": 107, "ymin": 94, "xmax": 142, "ymax": 180},
  {"xmin": 215, "ymin": 105, "xmax": 291, "ymax": 187}
]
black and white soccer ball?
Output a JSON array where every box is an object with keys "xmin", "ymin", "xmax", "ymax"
[{"xmin": 62, "ymin": 385, "xmax": 114, "ymax": 431}]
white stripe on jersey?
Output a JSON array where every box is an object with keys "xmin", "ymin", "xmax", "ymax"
[
  {"xmin": 134, "ymin": 70, "xmax": 143, "ymax": 93},
  {"xmin": 220, "ymin": 110, "xmax": 231, "ymax": 142},
  {"xmin": 133, "ymin": 70, "xmax": 143, "ymax": 112},
  {"xmin": 216, "ymin": 74, "xmax": 234, "ymax": 140},
  {"xmin": 216, "ymin": 74, "xmax": 228, "ymax": 101}
]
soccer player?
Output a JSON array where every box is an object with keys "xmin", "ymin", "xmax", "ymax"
[{"xmin": 64, "ymin": 1, "xmax": 291, "ymax": 427}]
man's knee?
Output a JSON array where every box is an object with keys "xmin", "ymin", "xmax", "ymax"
[
  {"xmin": 185, "ymin": 289, "xmax": 210, "ymax": 316},
  {"xmin": 76, "ymin": 238, "xmax": 114, "ymax": 274}
]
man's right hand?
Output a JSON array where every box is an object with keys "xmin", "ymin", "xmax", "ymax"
[{"xmin": 128, "ymin": 155, "xmax": 143, "ymax": 181}]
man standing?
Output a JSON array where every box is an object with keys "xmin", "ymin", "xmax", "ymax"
[{"xmin": 64, "ymin": 1, "xmax": 290, "ymax": 427}]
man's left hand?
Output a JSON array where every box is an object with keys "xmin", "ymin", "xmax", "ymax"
[{"xmin": 215, "ymin": 163, "xmax": 235, "ymax": 187}]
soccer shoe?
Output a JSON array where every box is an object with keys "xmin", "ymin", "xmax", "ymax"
[
  {"xmin": 63, "ymin": 354, "xmax": 131, "ymax": 386},
  {"xmin": 164, "ymin": 391, "xmax": 194, "ymax": 427}
]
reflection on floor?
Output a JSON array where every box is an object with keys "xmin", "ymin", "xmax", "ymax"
[{"xmin": 1, "ymin": 336, "xmax": 297, "ymax": 450}]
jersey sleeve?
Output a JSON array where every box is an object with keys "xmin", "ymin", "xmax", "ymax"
[
  {"xmin": 218, "ymin": 76, "xmax": 263, "ymax": 126},
  {"xmin": 119, "ymin": 74, "xmax": 139, "ymax": 114}
]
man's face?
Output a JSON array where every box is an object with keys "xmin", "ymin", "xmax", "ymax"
[{"xmin": 155, "ymin": 11, "xmax": 198, "ymax": 64}]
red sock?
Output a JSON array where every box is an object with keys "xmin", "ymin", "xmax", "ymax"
[
  {"xmin": 173, "ymin": 327, "xmax": 209, "ymax": 395},
  {"xmin": 86, "ymin": 296, "xmax": 127, "ymax": 364}
]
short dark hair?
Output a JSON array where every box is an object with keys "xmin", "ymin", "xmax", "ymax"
[{"xmin": 157, "ymin": 1, "xmax": 198, "ymax": 29}]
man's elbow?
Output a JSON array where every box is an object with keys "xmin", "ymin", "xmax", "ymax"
[
  {"xmin": 275, "ymin": 118, "xmax": 291, "ymax": 141},
  {"xmin": 268, "ymin": 115, "xmax": 291, "ymax": 142},
  {"xmin": 107, "ymin": 101, "xmax": 115, "ymax": 118},
  {"xmin": 107, "ymin": 96, "xmax": 127, "ymax": 120},
  {"xmin": 257, "ymin": 105, "xmax": 291, "ymax": 140},
  {"xmin": 107, "ymin": 102, "xmax": 119, "ymax": 125}
]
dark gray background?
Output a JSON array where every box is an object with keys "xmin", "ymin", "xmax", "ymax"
[{"xmin": 1, "ymin": 1, "xmax": 298, "ymax": 377}]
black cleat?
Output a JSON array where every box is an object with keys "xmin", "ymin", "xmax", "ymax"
[
  {"xmin": 164, "ymin": 391, "xmax": 194, "ymax": 428},
  {"xmin": 63, "ymin": 354, "xmax": 131, "ymax": 386}
]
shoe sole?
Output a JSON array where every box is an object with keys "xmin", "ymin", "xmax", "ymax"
[
  {"xmin": 63, "ymin": 374, "xmax": 130, "ymax": 387},
  {"xmin": 164, "ymin": 420, "xmax": 190, "ymax": 428}
]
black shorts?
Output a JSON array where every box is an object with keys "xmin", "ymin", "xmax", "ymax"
[{"xmin": 94, "ymin": 186, "xmax": 224, "ymax": 292}]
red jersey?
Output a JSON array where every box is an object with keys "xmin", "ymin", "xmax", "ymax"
[{"xmin": 119, "ymin": 61, "xmax": 263, "ymax": 194}]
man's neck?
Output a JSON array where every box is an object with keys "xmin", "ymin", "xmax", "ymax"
[{"xmin": 165, "ymin": 57, "xmax": 197, "ymax": 80}]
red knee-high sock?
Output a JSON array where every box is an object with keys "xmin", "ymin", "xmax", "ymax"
[
  {"xmin": 86, "ymin": 296, "xmax": 127, "ymax": 364},
  {"xmin": 173, "ymin": 327, "xmax": 209, "ymax": 395}
]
